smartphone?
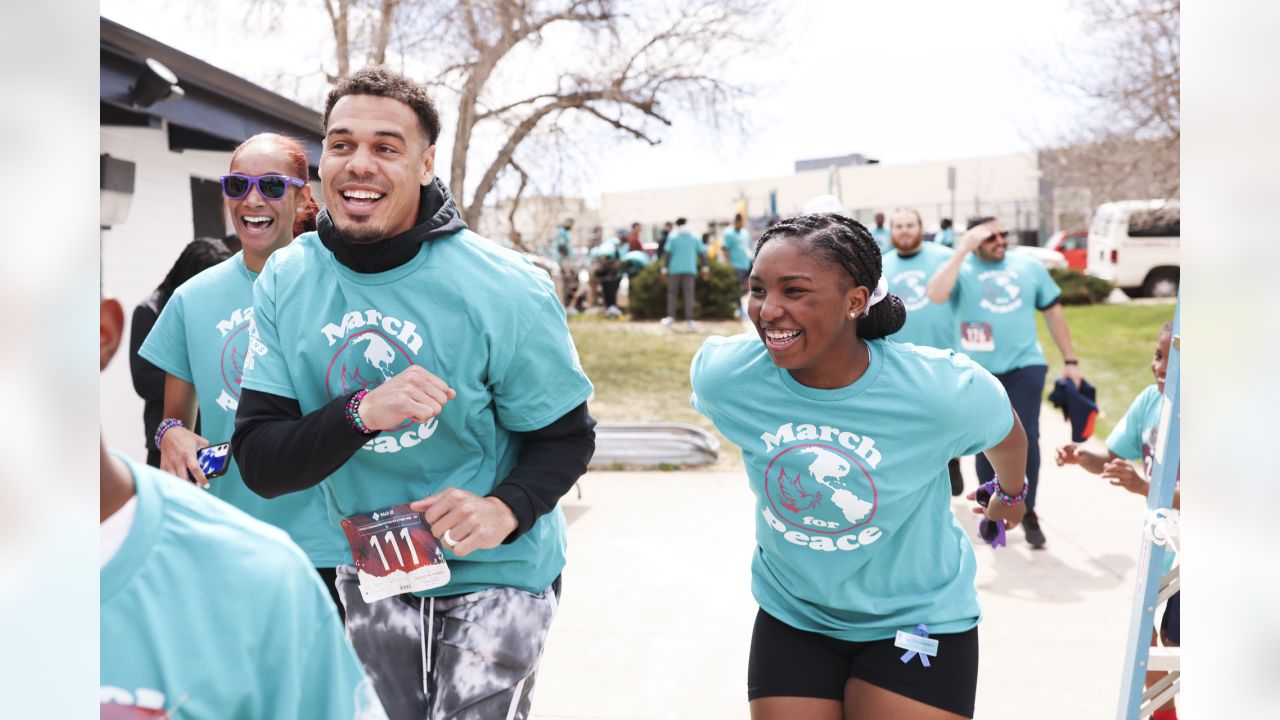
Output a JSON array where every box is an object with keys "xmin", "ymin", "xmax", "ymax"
[{"xmin": 192, "ymin": 442, "xmax": 232, "ymax": 481}]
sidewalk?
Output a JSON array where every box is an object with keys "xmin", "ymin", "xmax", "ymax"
[{"xmin": 532, "ymin": 405, "xmax": 1154, "ymax": 718}]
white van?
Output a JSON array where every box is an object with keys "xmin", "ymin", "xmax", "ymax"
[{"xmin": 1086, "ymin": 200, "xmax": 1180, "ymax": 297}]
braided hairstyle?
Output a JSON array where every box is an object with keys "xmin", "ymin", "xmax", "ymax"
[{"xmin": 754, "ymin": 213, "xmax": 906, "ymax": 340}]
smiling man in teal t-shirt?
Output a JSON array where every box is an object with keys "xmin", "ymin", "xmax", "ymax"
[
  {"xmin": 232, "ymin": 67, "xmax": 596, "ymax": 720},
  {"xmin": 926, "ymin": 216, "xmax": 1083, "ymax": 549},
  {"xmin": 882, "ymin": 209, "xmax": 959, "ymax": 350}
]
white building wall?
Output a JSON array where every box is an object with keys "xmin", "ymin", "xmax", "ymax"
[
  {"xmin": 601, "ymin": 151, "xmax": 1043, "ymax": 240},
  {"xmin": 100, "ymin": 124, "xmax": 234, "ymax": 462}
]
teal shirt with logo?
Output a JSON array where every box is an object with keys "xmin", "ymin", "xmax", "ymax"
[
  {"xmin": 139, "ymin": 253, "xmax": 348, "ymax": 567},
  {"xmin": 1106, "ymin": 384, "xmax": 1178, "ymax": 572},
  {"xmin": 882, "ymin": 243, "xmax": 958, "ymax": 350},
  {"xmin": 101, "ymin": 454, "xmax": 384, "ymax": 720},
  {"xmin": 935, "ymin": 228, "xmax": 956, "ymax": 248},
  {"xmin": 953, "ymin": 253, "xmax": 1061, "ymax": 374},
  {"xmin": 721, "ymin": 227, "xmax": 753, "ymax": 270},
  {"xmin": 240, "ymin": 231, "xmax": 594, "ymax": 596},
  {"xmin": 664, "ymin": 230, "xmax": 705, "ymax": 275},
  {"xmin": 690, "ymin": 336, "xmax": 1013, "ymax": 641}
]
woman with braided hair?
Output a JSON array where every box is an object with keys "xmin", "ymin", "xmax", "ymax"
[{"xmin": 690, "ymin": 213, "xmax": 1030, "ymax": 719}]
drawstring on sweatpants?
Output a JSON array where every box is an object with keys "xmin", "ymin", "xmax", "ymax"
[{"xmin": 420, "ymin": 597, "xmax": 435, "ymax": 694}]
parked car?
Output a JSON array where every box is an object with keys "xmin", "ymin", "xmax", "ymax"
[
  {"xmin": 1010, "ymin": 244, "xmax": 1067, "ymax": 270},
  {"xmin": 1086, "ymin": 200, "xmax": 1180, "ymax": 297},
  {"xmin": 1046, "ymin": 229, "xmax": 1088, "ymax": 271}
]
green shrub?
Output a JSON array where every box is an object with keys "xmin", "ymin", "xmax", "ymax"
[
  {"xmin": 627, "ymin": 261, "xmax": 741, "ymax": 320},
  {"xmin": 1049, "ymin": 268, "xmax": 1114, "ymax": 305}
]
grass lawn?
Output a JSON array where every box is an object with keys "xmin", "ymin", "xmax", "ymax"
[
  {"xmin": 1035, "ymin": 302, "xmax": 1176, "ymax": 436},
  {"xmin": 569, "ymin": 301, "xmax": 1176, "ymax": 468},
  {"xmin": 568, "ymin": 314, "xmax": 747, "ymax": 469}
]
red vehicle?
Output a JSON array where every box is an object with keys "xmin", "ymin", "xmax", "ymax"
[{"xmin": 1047, "ymin": 229, "xmax": 1088, "ymax": 271}]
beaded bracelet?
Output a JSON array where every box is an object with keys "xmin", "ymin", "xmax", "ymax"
[
  {"xmin": 990, "ymin": 475, "xmax": 1029, "ymax": 505},
  {"xmin": 154, "ymin": 418, "xmax": 185, "ymax": 449},
  {"xmin": 345, "ymin": 389, "xmax": 378, "ymax": 436}
]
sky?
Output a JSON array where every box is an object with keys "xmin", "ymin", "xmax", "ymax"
[{"xmin": 100, "ymin": 0, "xmax": 1090, "ymax": 200}]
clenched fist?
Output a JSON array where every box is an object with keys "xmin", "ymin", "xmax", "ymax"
[{"xmin": 358, "ymin": 365, "xmax": 457, "ymax": 431}]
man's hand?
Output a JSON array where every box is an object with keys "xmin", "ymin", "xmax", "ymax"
[
  {"xmin": 1056, "ymin": 443, "xmax": 1081, "ymax": 467},
  {"xmin": 660, "ymin": 266, "xmax": 668, "ymax": 277},
  {"xmin": 357, "ymin": 365, "xmax": 456, "ymax": 431},
  {"xmin": 410, "ymin": 488, "xmax": 518, "ymax": 557},
  {"xmin": 160, "ymin": 425, "xmax": 211, "ymax": 487},
  {"xmin": 1063, "ymin": 363, "xmax": 1083, "ymax": 388},
  {"xmin": 956, "ymin": 221, "xmax": 995, "ymax": 255},
  {"xmin": 700, "ymin": 266, "xmax": 710, "ymax": 280},
  {"xmin": 1102, "ymin": 459, "xmax": 1148, "ymax": 496}
]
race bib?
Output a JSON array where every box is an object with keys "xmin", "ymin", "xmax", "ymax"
[
  {"xmin": 960, "ymin": 322, "xmax": 995, "ymax": 352},
  {"xmin": 341, "ymin": 503, "xmax": 451, "ymax": 603}
]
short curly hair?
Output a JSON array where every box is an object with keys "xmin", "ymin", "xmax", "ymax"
[{"xmin": 323, "ymin": 66, "xmax": 442, "ymax": 145}]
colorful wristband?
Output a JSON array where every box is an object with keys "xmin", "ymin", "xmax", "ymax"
[
  {"xmin": 991, "ymin": 475, "xmax": 1029, "ymax": 506},
  {"xmin": 154, "ymin": 418, "xmax": 185, "ymax": 449},
  {"xmin": 345, "ymin": 389, "xmax": 377, "ymax": 436}
]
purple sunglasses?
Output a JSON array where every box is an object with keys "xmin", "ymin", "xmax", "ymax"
[{"xmin": 220, "ymin": 173, "xmax": 305, "ymax": 200}]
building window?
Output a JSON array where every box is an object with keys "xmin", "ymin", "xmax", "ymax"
[{"xmin": 191, "ymin": 176, "xmax": 227, "ymax": 239}]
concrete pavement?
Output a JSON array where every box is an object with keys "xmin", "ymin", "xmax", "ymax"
[{"xmin": 531, "ymin": 405, "xmax": 1159, "ymax": 718}]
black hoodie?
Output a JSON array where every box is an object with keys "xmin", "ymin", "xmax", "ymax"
[{"xmin": 232, "ymin": 179, "xmax": 595, "ymax": 544}]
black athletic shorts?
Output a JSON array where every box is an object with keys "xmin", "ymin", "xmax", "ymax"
[{"xmin": 747, "ymin": 609, "xmax": 979, "ymax": 718}]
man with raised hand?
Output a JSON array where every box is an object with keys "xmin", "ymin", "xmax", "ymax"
[
  {"xmin": 100, "ymin": 297, "xmax": 383, "ymax": 720},
  {"xmin": 232, "ymin": 67, "xmax": 595, "ymax": 720},
  {"xmin": 926, "ymin": 216, "xmax": 1082, "ymax": 548}
]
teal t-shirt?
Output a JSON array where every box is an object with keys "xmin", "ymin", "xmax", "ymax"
[
  {"xmin": 935, "ymin": 228, "xmax": 956, "ymax": 248},
  {"xmin": 556, "ymin": 226, "xmax": 573, "ymax": 258},
  {"xmin": 1107, "ymin": 384, "xmax": 1166, "ymax": 475},
  {"xmin": 101, "ymin": 454, "xmax": 384, "ymax": 720},
  {"xmin": 721, "ymin": 227, "xmax": 753, "ymax": 270},
  {"xmin": 1106, "ymin": 384, "xmax": 1178, "ymax": 572},
  {"xmin": 240, "ymin": 230, "xmax": 594, "ymax": 596},
  {"xmin": 883, "ymin": 243, "xmax": 959, "ymax": 350},
  {"xmin": 690, "ymin": 336, "xmax": 1013, "ymax": 641},
  {"xmin": 138, "ymin": 253, "xmax": 348, "ymax": 567},
  {"xmin": 871, "ymin": 226, "xmax": 891, "ymax": 254},
  {"xmin": 664, "ymin": 230, "xmax": 705, "ymax": 275},
  {"xmin": 588, "ymin": 237, "xmax": 620, "ymax": 260},
  {"xmin": 954, "ymin": 253, "xmax": 1062, "ymax": 374}
]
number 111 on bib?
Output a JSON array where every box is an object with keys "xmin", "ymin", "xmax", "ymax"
[{"xmin": 341, "ymin": 503, "xmax": 451, "ymax": 602}]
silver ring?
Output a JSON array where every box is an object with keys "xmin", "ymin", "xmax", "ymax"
[{"xmin": 443, "ymin": 529, "xmax": 458, "ymax": 547}]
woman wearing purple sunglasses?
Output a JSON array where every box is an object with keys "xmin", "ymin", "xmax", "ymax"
[{"xmin": 137, "ymin": 134, "xmax": 351, "ymax": 616}]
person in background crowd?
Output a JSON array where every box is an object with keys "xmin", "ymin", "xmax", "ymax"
[
  {"xmin": 721, "ymin": 213, "xmax": 754, "ymax": 317},
  {"xmin": 129, "ymin": 238, "xmax": 230, "ymax": 467},
  {"xmin": 870, "ymin": 212, "xmax": 891, "ymax": 253},
  {"xmin": 927, "ymin": 216, "xmax": 1083, "ymax": 549},
  {"xmin": 935, "ymin": 218, "xmax": 955, "ymax": 248},
  {"xmin": 660, "ymin": 217, "xmax": 709, "ymax": 329},
  {"xmin": 627, "ymin": 222, "xmax": 644, "ymax": 252},
  {"xmin": 555, "ymin": 217, "xmax": 577, "ymax": 310},
  {"xmin": 657, "ymin": 220, "xmax": 673, "ymax": 258}
]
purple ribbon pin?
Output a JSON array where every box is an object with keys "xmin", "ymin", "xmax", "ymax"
[{"xmin": 899, "ymin": 624, "xmax": 932, "ymax": 667}]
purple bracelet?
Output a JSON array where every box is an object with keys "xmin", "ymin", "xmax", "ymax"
[
  {"xmin": 154, "ymin": 418, "xmax": 185, "ymax": 449},
  {"xmin": 345, "ymin": 389, "xmax": 377, "ymax": 436},
  {"xmin": 991, "ymin": 475, "xmax": 1029, "ymax": 505}
]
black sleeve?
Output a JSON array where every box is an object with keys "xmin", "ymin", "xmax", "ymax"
[
  {"xmin": 232, "ymin": 388, "xmax": 375, "ymax": 499},
  {"xmin": 488, "ymin": 402, "xmax": 597, "ymax": 543},
  {"xmin": 128, "ymin": 305, "xmax": 165, "ymax": 402},
  {"xmin": 1037, "ymin": 297, "xmax": 1063, "ymax": 312}
]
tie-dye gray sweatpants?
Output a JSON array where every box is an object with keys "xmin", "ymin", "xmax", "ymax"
[{"xmin": 335, "ymin": 566, "xmax": 560, "ymax": 720}]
